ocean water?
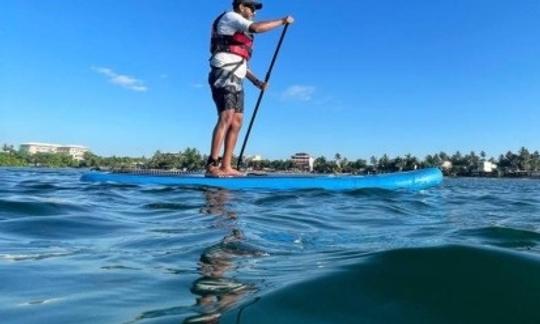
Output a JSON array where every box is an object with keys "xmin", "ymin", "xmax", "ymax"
[{"xmin": 1, "ymin": 168, "xmax": 540, "ymax": 324}]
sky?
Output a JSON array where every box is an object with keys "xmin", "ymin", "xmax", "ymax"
[{"xmin": 1, "ymin": 0, "xmax": 539, "ymax": 160}]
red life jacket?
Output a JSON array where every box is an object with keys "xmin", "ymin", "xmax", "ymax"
[{"xmin": 210, "ymin": 12, "xmax": 254, "ymax": 60}]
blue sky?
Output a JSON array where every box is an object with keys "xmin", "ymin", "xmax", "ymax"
[{"xmin": 1, "ymin": 1, "xmax": 539, "ymax": 160}]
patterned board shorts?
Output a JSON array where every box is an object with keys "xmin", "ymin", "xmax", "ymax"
[{"xmin": 208, "ymin": 67, "xmax": 245, "ymax": 114}]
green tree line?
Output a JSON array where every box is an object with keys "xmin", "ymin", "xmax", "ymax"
[{"xmin": 1, "ymin": 144, "xmax": 539, "ymax": 176}]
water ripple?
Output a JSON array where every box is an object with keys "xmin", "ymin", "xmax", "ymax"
[
  {"xmin": 453, "ymin": 226, "xmax": 540, "ymax": 249},
  {"xmin": 1, "ymin": 169, "xmax": 540, "ymax": 323},
  {"xmin": 0, "ymin": 198, "xmax": 89, "ymax": 217}
]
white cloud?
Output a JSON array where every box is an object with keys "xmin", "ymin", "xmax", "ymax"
[
  {"xmin": 281, "ymin": 85, "xmax": 316, "ymax": 102},
  {"xmin": 92, "ymin": 66, "xmax": 148, "ymax": 92}
]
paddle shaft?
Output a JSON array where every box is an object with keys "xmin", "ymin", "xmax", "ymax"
[{"xmin": 237, "ymin": 24, "xmax": 289, "ymax": 169}]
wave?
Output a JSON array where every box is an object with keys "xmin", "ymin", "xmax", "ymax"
[
  {"xmin": 143, "ymin": 202, "xmax": 201, "ymax": 211},
  {"xmin": 453, "ymin": 226, "xmax": 540, "ymax": 249},
  {"xmin": 0, "ymin": 215, "xmax": 131, "ymax": 240},
  {"xmin": 0, "ymin": 199, "xmax": 88, "ymax": 217},
  {"xmin": 222, "ymin": 245, "xmax": 540, "ymax": 324}
]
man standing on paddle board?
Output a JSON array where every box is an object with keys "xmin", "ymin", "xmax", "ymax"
[{"xmin": 206, "ymin": 0, "xmax": 294, "ymax": 177}]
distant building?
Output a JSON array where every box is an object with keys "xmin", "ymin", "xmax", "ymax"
[
  {"xmin": 480, "ymin": 161, "xmax": 497, "ymax": 173},
  {"xmin": 20, "ymin": 143, "xmax": 57, "ymax": 155},
  {"xmin": 246, "ymin": 155, "xmax": 263, "ymax": 162},
  {"xmin": 291, "ymin": 152, "xmax": 314, "ymax": 172},
  {"xmin": 441, "ymin": 161, "xmax": 452, "ymax": 170},
  {"xmin": 20, "ymin": 142, "xmax": 89, "ymax": 161},
  {"xmin": 56, "ymin": 145, "xmax": 89, "ymax": 161}
]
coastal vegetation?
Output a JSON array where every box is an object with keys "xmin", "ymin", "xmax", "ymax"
[{"xmin": 2, "ymin": 143, "xmax": 540, "ymax": 177}]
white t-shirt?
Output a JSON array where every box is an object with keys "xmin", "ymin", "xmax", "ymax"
[{"xmin": 210, "ymin": 11, "xmax": 253, "ymax": 79}]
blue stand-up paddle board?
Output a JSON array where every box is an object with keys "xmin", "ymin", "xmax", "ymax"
[{"xmin": 81, "ymin": 168, "xmax": 443, "ymax": 191}]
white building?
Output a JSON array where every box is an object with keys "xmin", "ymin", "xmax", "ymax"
[
  {"xmin": 480, "ymin": 161, "xmax": 497, "ymax": 173},
  {"xmin": 291, "ymin": 152, "xmax": 314, "ymax": 172},
  {"xmin": 246, "ymin": 155, "xmax": 263, "ymax": 162},
  {"xmin": 57, "ymin": 145, "xmax": 89, "ymax": 161},
  {"xmin": 20, "ymin": 142, "xmax": 58, "ymax": 154},
  {"xmin": 20, "ymin": 142, "xmax": 89, "ymax": 161},
  {"xmin": 441, "ymin": 160, "xmax": 452, "ymax": 170}
]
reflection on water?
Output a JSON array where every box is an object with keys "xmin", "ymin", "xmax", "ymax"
[{"xmin": 185, "ymin": 189, "xmax": 261, "ymax": 323}]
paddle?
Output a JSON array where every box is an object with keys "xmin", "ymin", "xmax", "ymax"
[{"xmin": 237, "ymin": 23, "xmax": 290, "ymax": 170}]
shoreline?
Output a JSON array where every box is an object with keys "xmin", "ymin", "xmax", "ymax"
[{"xmin": 2, "ymin": 166, "xmax": 539, "ymax": 180}]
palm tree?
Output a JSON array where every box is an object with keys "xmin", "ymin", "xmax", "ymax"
[
  {"xmin": 465, "ymin": 151, "xmax": 480, "ymax": 173},
  {"xmin": 182, "ymin": 147, "xmax": 203, "ymax": 170},
  {"xmin": 2, "ymin": 144, "xmax": 15, "ymax": 153},
  {"xmin": 404, "ymin": 153, "xmax": 418, "ymax": 170},
  {"xmin": 532, "ymin": 151, "xmax": 540, "ymax": 171},
  {"xmin": 505, "ymin": 151, "xmax": 519, "ymax": 171},
  {"xmin": 314, "ymin": 156, "xmax": 330, "ymax": 173},
  {"xmin": 424, "ymin": 154, "xmax": 441, "ymax": 168},
  {"xmin": 378, "ymin": 154, "xmax": 391, "ymax": 172},
  {"xmin": 351, "ymin": 158, "xmax": 367, "ymax": 173},
  {"xmin": 393, "ymin": 156, "xmax": 405, "ymax": 171},
  {"xmin": 518, "ymin": 147, "xmax": 531, "ymax": 171}
]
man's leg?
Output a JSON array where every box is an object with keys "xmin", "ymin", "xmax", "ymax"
[
  {"xmin": 221, "ymin": 112, "xmax": 244, "ymax": 176},
  {"xmin": 207, "ymin": 110, "xmax": 235, "ymax": 176}
]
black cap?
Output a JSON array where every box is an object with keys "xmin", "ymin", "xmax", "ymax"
[{"xmin": 233, "ymin": 0, "xmax": 263, "ymax": 10}]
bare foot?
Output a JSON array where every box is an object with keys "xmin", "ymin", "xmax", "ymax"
[
  {"xmin": 205, "ymin": 165, "xmax": 227, "ymax": 178},
  {"xmin": 221, "ymin": 168, "xmax": 246, "ymax": 177}
]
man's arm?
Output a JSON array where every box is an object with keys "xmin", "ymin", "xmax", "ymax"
[
  {"xmin": 247, "ymin": 69, "xmax": 267, "ymax": 90},
  {"xmin": 249, "ymin": 16, "xmax": 294, "ymax": 33}
]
